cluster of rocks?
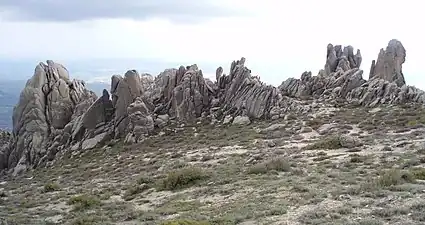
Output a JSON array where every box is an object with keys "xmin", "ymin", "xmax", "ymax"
[
  {"xmin": 279, "ymin": 39, "xmax": 425, "ymax": 107},
  {"xmin": 0, "ymin": 61, "xmax": 98, "ymax": 174},
  {"xmin": 0, "ymin": 39, "xmax": 424, "ymax": 175}
]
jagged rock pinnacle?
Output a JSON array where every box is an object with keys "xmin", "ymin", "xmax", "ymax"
[{"xmin": 1, "ymin": 40, "xmax": 424, "ymax": 176}]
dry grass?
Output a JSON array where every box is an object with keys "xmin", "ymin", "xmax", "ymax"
[
  {"xmin": 160, "ymin": 219, "xmax": 211, "ymax": 225},
  {"xmin": 157, "ymin": 166, "xmax": 209, "ymax": 191},
  {"xmin": 43, "ymin": 182, "xmax": 61, "ymax": 193},
  {"xmin": 1, "ymin": 104, "xmax": 425, "ymax": 224},
  {"xmin": 68, "ymin": 194, "xmax": 101, "ymax": 211},
  {"xmin": 303, "ymin": 135, "xmax": 342, "ymax": 150},
  {"xmin": 247, "ymin": 157, "xmax": 292, "ymax": 174}
]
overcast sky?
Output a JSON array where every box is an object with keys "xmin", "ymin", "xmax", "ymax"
[{"xmin": 0, "ymin": 0, "xmax": 424, "ymax": 89}]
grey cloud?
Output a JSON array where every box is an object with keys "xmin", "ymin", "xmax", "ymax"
[{"xmin": 0, "ymin": 0, "xmax": 244, "ymax": 23}]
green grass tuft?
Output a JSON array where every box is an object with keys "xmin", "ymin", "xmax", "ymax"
[
  {"xmin": 157, "ymin": 167, "xmax": 208, "ymax": 191},
  {"xmin": 67, "ymin": 194, "xmax": 101, "ymax": 211}
]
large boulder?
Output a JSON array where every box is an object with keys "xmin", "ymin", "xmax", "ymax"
[
  {"xmin": 324, "ymin": 44, "xmax": 362, "ymax": 76},
  {"xmin": 140, "ymin": 73, "xmax": 155, "ymax": 97},
  {"xmin": 217, "ymin": 58, "xmax": 279, "ymax": 119},
  {"xmin": 150, "ymin": 58, "xmax": 280, "ymax": 122},
  {"xmin": 124, "ymin": 97, "xmax": 155, "ymax": 144},
  {"xmin": 151, "ymin": 65, "xmax": 214, "ymax": 122},
  {"xmin": 0, "ymin": 130, "xmax": 12, "ymax": 170},
  {"xmin": 109, "ymin": 70, "xmax": 156, "ymax": 143},
  {"xmin": 369, "ymin": 39, "xmax": 406, "ymax": 87},
  {"xmin": 2, "ymin": 61, "xmax": 97, "ymax": 174},
  {"xmin": 69, "ymin": 89, "xmax": 114, "ymax": 149},
  {"xmin": 111, "ymin": 70, "xmax": 144, "ymax": 138},
  {"xmin": 171, "ymin": 65, "xmax": 212, "ymax": 121}
]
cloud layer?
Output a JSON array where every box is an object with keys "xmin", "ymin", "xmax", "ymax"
[
  {"xmin": 0, "ymin": 0, "xmax": 244, "ymax": 22},
  {"xmin": 1, "ymin": 0, "xmax": 425, "ymax": 90}
]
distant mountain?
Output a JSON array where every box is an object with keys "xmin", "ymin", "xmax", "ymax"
[{"xmin": 0, "ymin": 80, "xmax": 25, "ymax": 131}]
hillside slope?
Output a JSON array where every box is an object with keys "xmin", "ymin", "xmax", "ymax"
[
  {"xmin": 1, "ymin": 39, "xmax": 425, "ymax": 225},
  {"xmin": 1, "ymin": 103, "xmax": 425, "ymax": 224}
]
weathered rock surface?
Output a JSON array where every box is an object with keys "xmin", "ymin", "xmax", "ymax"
[
  {"xmin": 140, "ymin": 73, "xmax": 155, "ymax": 97},
  {"xmin": 0, "ymin": 130, "xmax": 12, "ymax": 170},
  {"xmin": 217, "ymin": 58, "xmax": 279, "ymax": 119},
  {"xmin": 123, "ymin": 97, "xmax": 155, "ymax": 144},
  {"xmin": 279, "ymin": 40, "xmax": 425, "ymax": 107},
  {"xmin": 232, "ymin": 116, "xmax": 251, "ymax": 126},
  {"xmin": 69, "ymin": 89, "xmax": 114, "ymax": 150},
  {"xmin": 369, "ymin": 39, "xmax": 406, "ymax": 87},
  {"xmin": 111, "ymin": 70, "xmax": 145, "ymax": 139},
  {"xmin": 1, "ymin": 39, "xmax": 425, "ymax": 175},
  {"xmin": 149, "ymin": 57, "xmax": 280, "ymax": 124},
  {"xmin": 2, "ymin": 61, "xmax": 97, "ymax": 174},
  {"xmin": 339, "ymin": 135, "xmax": 363, "ymax": 148},
  {"xmin": 150, "ymin": 65, "xmax": 214, "ymax": 124},
  {"xmin": 324, "ymin": 44, "xmax": 362, "ymax": 76}
]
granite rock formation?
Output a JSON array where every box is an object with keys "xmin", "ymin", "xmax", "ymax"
[
  {"xmin": 369, "ymin": 39, "xmax": 406, "ymax": 87},
  {"xmin": 0, "ymin": 130, "xmax": 11, "ymax": 171},
  {"xmin": 324, "ymin": 44, "xmax": 362, "ymax": 76},
  {"xmin": 1, "ymin": 61, "xmax": 98, "ymax": 175},
  {"xmin": 216, "ymin": 58, "xmax": 279, "ymax": 119},
  {"xmin": 279, "ymin": 39, "xmax": 425, "ymax": 107},
  {"xmin": 1, "ymin": 39, "xmax": 424, "ymax": 176},
  {"xmin": 151, "ymin": 65, "xmax": 213, "ymax": 122}
]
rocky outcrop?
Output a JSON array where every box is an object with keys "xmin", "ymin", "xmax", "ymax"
[
  {"xmin": 216, "ymin": 58, "xmax": 279, "ymax": 119},
  {"xmin": 324, "ymin": 44, "xmax": 362, "ymax": 76},
  {"xmin": 108, "ymin": 70, "xmax": 157, "ymax": 144},
  {"xmin": 123, "ymin": 97, "xmax": 155, "ymax": 144},
  {"xmin": 2, "ymin": 61, "xmax": 97, "ymax": 174},
  {"xmin": 111, "ymin": 70, "xmax": 144, "ymax": 138},
  {"xmin": 280, "ymin": 44, "xmax": 364, "ymax": 99},
  {"xmin": 2, "ymin": 39, "xmax": 425, "ymax": 176},
  {"xmin": 151, "ymin": 65, "xmax": 214, "ymax": 122},
  {"xmin": 369, "ymin": 39, "xmax": 406, "ymax": 87},
  {"xmin": 69, "ymin": 89, "xmax": 114, "ymax": 150},
  {"xmin": 347, "ymin": 78, "xmax": 425, "ymax": 106},
  {"xmin": 140, "ymin": 73, "xmax": 155, "ymax": 97},
  {"xmin": 0, "ymin": 130, "xmax": 12, "ymax": 170},
  {"xmin": 150, "ymin": 58, "xmax": 279, "ymax": 123},
  {"xmin": 279, "ymin": 40, "xmax": 425, "ymax": 107}
]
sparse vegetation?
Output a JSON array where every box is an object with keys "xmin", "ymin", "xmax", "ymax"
[
  {"xmin": 160, "ymin": 219, "xmax": 211, "ymax": 225},
  {"xmin": 157, "ymin": 166, "xmax": 208, "ymax": 191},
  {"xmin": 303, "ymin": 135, "xmax": 342, "ymax": 150},
  {"xmin": 377, "ymin": 169, "xmax": 415, "ymax": 187},
  {"xmin": 305, "ymin": 118, "xmax": 324, "ymax": 130},
  {"xmin": 358, "ymin": 168, "xmax": 416, "ymax": 193},
  {"xmin": 410, "ymin": 167, "xmax": 425, "ymax": 180},
  {"xmin": 349, "ymin": 154, "xmax": 366, "ymax": 163},
  {"xmin": 43, "ymin": 182, "xmax": 61, "ymax": 193},
  {"xmin": 123, "ymin": 184, "xmax": 148, "ymax": 201},
  {"xmin": 372, "ymin": 206, "xmax": 408, "ymax": 218},
  {"xmin": 3, "ymin": 105, "xmax": 425, "ymax": 224},
  {"xmin": 70, "ymin": 215, "xmax": 100, "ymax": 225},
  {"xmin": 67, "ymin": 194, "xmax": 101, "ymax": 211},
  {"xmin": 247, "ymin": 157, "xmax": 292, "ymax": 174}
]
